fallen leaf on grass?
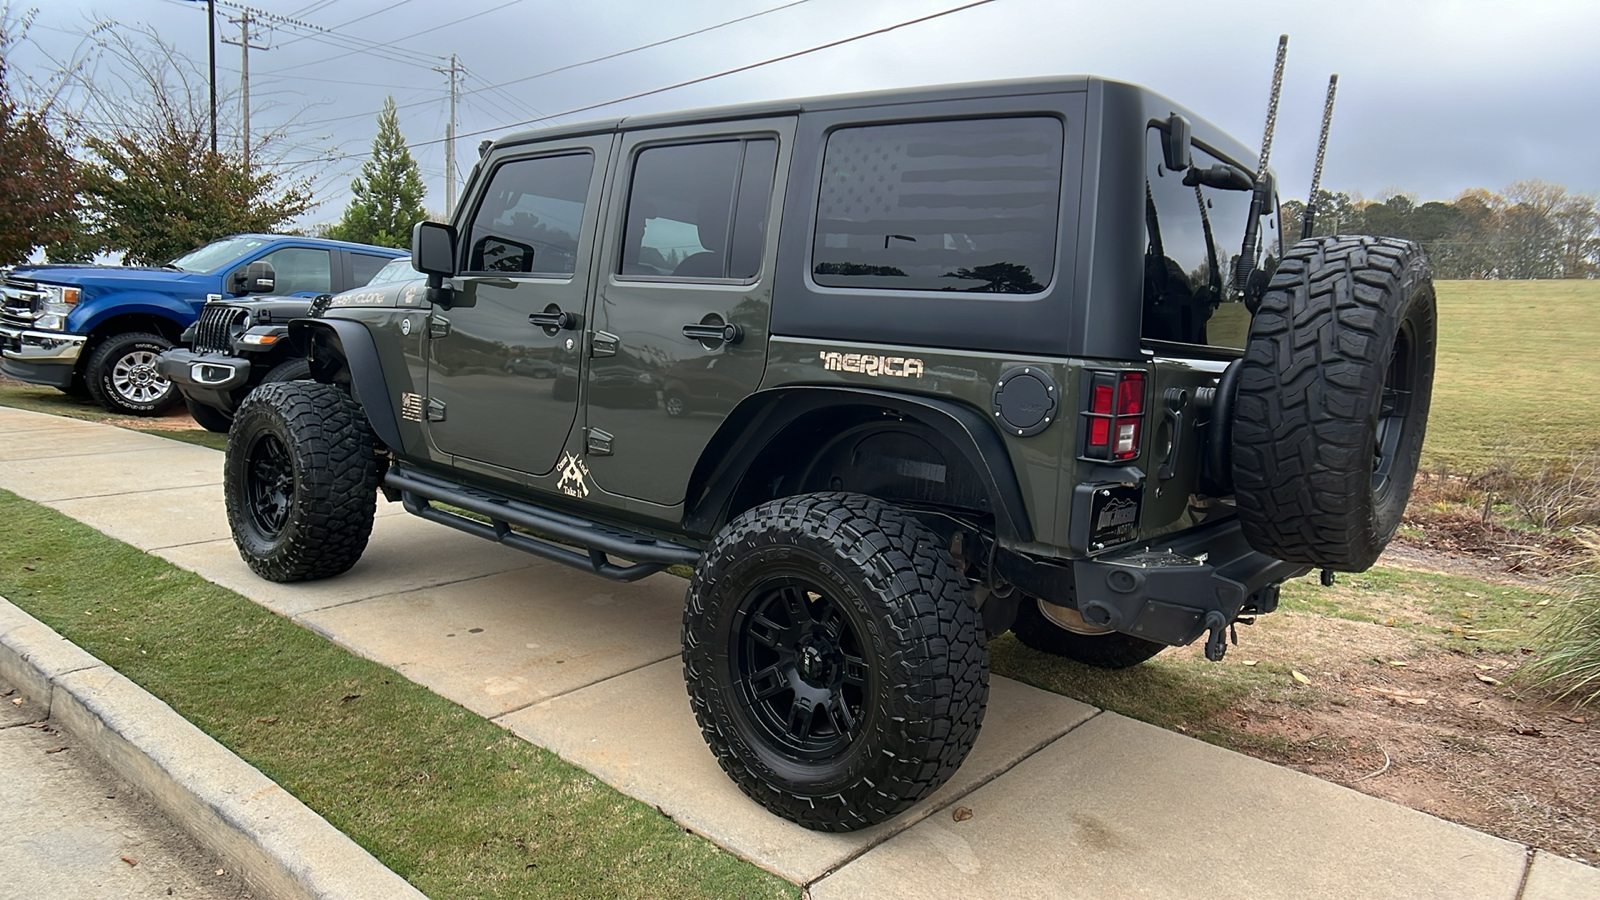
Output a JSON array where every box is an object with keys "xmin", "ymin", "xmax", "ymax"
[
  {"xmin": 952, "ymin": 807, "xmax": 973, "ymax": 822},
  {"xmin": 255, "ymin": 717, "xmax": 278, "ymax": 725},
  {"xmin": 1476, "ymin": 674, "xmax": 1503, "ymax": 686},
  {"xmin": 1388, "ymin": 661, "xmax": 1409, "ymax": 667},
  {"xmin": 1383, "ymin": 618, "xmax": 1396, "ymax": 627},
  {"xmin": 121, "ymin": 857, "xmax": 137, "ymax": 867},
  {"xmin": 1241, "ymin": 660, "xmax": 1257, "ymax": 667},
  {"xmin": 21, "ymin": 565, "xmax": 34, "ymax": 571},
  {"xmin": 339, "ymin": 694, "xmax": 361, "ymax": 703},
  {"xmin": 1563, "ymin": 716, "xmax": 1588, "ymax": 724},
  {"xmin": 45, "ymin": 746, "xmax": 68, "ymax": 754},
  {"xmin": 1513, "ymin": 725, "xmax": 1543, "ymax": 737},
  {"xmin": 1291, "ymin": 670, "xmax": 1312, "ymax": 685},
  {"xmin": 10, "ymin": 697, "xmax": 22, "ymax": 706},
  {"xmin": 1476, "ymin": 664, "xmax": 1495, "ymax": 671}
]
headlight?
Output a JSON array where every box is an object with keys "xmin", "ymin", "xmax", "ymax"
[
  {"xmin": 226, "ymin": 309, "xmax": 251, "ymax": 342},
  {"xmin": 40, "ymin": 284, "xmax": 82, "ymax": 315}
]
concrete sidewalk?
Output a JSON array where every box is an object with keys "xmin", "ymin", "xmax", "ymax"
[{"xmin": 2, "ymin": 404, "xmax": 1597, "ymax": 899}]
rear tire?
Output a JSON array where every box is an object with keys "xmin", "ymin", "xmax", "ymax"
[
  {"xmin": 1232, "ymin": 236, "xmax": 1436, "ymax": 571},
  {"xmin": 225, "ymin": 381, "xmax": 377, "ymax": 582},
  {"xmin": 1010, "ymin": 597, "xmax": 1166, "ymax": 669},
  {"xmin": 85, "ymin": 332, "xmax": 181, "ymax": 416},
  {"xmin": 185, "ymin": 398, "xmax": 233, "ymax": 434},
  {"xmin": 683, "ymin": 493, "xmax": 988, "ymax": 831}
]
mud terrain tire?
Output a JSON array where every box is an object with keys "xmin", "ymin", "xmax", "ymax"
[
  {"xmin": 1232, "ymin": 236, "xmax": 1436, "ymax": 571},
  {"xmin": 683, "ymin": 492, "xmax": 988, "ymax": 832},
  {"xmin": 1010, "ymin": 597, "xmax": 1166, "ymax": 669},
  {"xmin": 225, "ymin": 381, "xmax": 377, "ymax": 582}
]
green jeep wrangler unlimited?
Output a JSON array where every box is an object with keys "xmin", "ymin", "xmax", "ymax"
[{"xmin": 223, "ymin": 75, "xmax": 1435, "ymax": 832}]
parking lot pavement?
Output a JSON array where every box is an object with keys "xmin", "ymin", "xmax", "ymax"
[
  {"xmin": 0, "ymin": 677, "xmax": 255, "ymax": 900},
  {"xmin": 5, "ymin": 404, "xmax": 1600, "ymax": 898}
]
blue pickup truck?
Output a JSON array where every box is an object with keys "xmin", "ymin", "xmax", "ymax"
[{"xmin": 0, "ymin": 234, "xmax": 404, "ymax": 415}]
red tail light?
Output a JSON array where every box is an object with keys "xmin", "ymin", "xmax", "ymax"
[{"xmin": 1081, "ymin": 370, "xmax": 1146, "ymax": 462}]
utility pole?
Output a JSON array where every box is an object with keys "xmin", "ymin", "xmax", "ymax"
[
  {"xmin": 435, "ymin": 54, "xmax": 463, "ymax": 216},
  {"xmin": 222, "ymin": 10, "xmax": 270, "ymax": 166},
  {"xmin": 207, "ymin": 0, "xmax": 217, "ymax": 155}
]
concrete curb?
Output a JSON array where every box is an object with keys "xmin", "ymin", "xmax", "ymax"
[{"xmin": 0, "ymin": 596, "xmax": 427, "ymax": 900}]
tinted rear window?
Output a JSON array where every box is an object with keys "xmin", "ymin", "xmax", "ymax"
[{"xmin": 812, "ymin": 116, "xmax": 1063, "ymax": 294}]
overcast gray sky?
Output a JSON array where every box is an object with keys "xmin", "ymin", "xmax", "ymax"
[{"xmin": 17, "ymin": 0, "xmax": 1600, "ymax": 228}]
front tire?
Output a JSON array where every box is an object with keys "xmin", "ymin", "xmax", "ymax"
[
  {"xmin": 85, "ymin": 332, "xmax": 181, "ymax": 416},
  {"xmin": 683, "ymin": 493, "xmax": 988, "ymax": 832},
  {"xmin": 1010, "ymin": 596, "xmax": 1165, "ymax": 669},
  {"xmin": 185, "ymin": 398, "xmax": 233, "ymax": 434},
  {"xmin": 224, "ymin": 381, "xmax": 377, "ymax": 582}
]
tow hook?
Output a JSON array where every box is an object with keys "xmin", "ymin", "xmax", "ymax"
[{"xmin": 1204, "ymin": 611, "xmax": 1229, "ymax": 661}]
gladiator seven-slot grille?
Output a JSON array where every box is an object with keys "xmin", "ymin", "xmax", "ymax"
[{"xmin": 194, "ymin": 303, "xmax": 247, "ymax": 353}]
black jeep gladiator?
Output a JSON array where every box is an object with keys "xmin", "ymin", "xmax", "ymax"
[{"xmin": 220, "ymin": 75, "xmax": 1435, "ymax": 832}]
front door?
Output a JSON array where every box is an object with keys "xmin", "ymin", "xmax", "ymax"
[
  {"xmin": 584, "ymin": 118, "xmax": 793, "ymax": 505},
  {"xmin": 426, "ymin": 139, "xmax": 611, "ymax": 476}
]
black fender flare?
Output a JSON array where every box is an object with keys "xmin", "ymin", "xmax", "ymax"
[
  {"xmin": 287, "ymin": 318, "xmax": 403, "ymax": 451},
  {"xmin": 683, "ymin": 386, "xmax": 1034, "ymax": 543}
]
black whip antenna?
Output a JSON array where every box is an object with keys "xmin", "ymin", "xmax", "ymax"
[
  {"xmin": 1234, "ymin": 34, "xmax": 1289, "ymax": 294},
  {"xmin": 1300, "ymin": 74, "xmax": 1339, "ymax": 240}
]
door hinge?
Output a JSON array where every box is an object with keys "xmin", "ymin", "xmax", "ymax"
[
  {"xmin": 427, "ymin": 398, "xmax": 447, "ymax": 422},
  {"xmin": 585, "ymin": 427, "xmax": 614, "ymax": 456},
  {"xmin": 590, "ymin": 330, "xmax": 618, "ymax": 358},
  {"xmin": 429, "ymin": 315, "xmax": 451, "ymax": 338}
]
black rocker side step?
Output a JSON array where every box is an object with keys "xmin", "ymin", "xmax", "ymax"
[{"xmin": 384, "ymin": 466, "xmax": 701, "ymax": 582}]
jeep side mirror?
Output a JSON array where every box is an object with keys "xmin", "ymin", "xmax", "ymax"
[
  {"xmin": 234, "ymin": 260, "xmax": 276, "ymax": 294},
  {"xmin": 412, "ymin": 221, "xmax": 457, "ymax": 278},
  {"xmin": 1162, "ymin": 114, "xmax": 1192, "ymax": 173}
]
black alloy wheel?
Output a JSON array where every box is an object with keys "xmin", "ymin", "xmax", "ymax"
[
  {"xmin": 684, "ymin": 492, "xmax": 988, "ymax": 832},
  {"xmin": 732, "ymin": 576, "xmax": 870, "ymax": 762},
  {"xmin": 244, "ymin": 431, "xmax": 295, "ymax": 539}
]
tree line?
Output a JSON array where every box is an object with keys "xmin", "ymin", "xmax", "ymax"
[
  {"xmin": 1281, "ymin": 181, "xmax": 1600, "ymax": 279},
  {"xmin": 0, "ymin": 16, "xmax": 425, "ymax": 268}
]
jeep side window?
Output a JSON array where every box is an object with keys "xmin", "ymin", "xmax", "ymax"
[
  {"xmin": 811, "ymin": 116, "xmax": 1063, "ymax": 293},
  {"xmin": 464, "ymin": 152, "xmax": 594, "ymax": 276},
  {"xmin": 1141, "ymin": 128, "xmax": 1279, "ymax": 351},
  {"xmin": 255, "ymin": 247, "xmax": 332, "ymax": 295},
  {"xmin": 618, "ymin": 138, "xmax": 778, "ymax": 281}
]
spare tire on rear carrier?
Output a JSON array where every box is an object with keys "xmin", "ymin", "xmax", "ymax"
[{"xmin": 1231, "ymin": 235, "xmax": 1437, "ymax": 572}]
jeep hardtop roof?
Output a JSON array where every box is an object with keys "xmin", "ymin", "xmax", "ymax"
[{"xmin": 490, "ymin": 75, "xmax": 1259, "ymax": 172}]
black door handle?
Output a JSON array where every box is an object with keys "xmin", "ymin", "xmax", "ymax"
[
  {"xmin": 682, "ymin": 322, "xmax": 744, "ymax": 345},
  {"xmin": 528, "ymin": 306, "xmax": 577, "ymax": 333}
]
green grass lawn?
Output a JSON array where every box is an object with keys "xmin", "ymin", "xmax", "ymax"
[
  {"xmin": 1425, "ymin": 279, "xmax": 1600, "ymax": 470},
  {"xmin": 0, "ymin": 490, "xmax": 794, "ymax": 900}
]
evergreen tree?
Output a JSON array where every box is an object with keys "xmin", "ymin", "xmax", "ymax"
[{"xmin": 327, "ymin": 97, "xmax": 426, "ymax": 249}]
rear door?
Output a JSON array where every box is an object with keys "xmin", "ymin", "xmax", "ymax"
[
  {"xmin": 425, "ymin": 138, "xmax": 611, "ymax": 477},
  {"xmin": 584, "ymin": 118, "xmax": 793, "ymax": 505}
]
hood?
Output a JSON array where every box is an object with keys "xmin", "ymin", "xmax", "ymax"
[
  {"xmin": 213, "ymin": 295, "xmax": 319, "ymax": 322},
  {"xmin": 9, "ymin": 263, "xmax": 209, "ymax": 292}
]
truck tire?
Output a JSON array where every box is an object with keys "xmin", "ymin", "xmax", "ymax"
[
  {"xmin": 85, "ymin": 332, "xmax": 181, "ymax": 416},
  {"xmin": 263, "ymin": 357, "xmax": 312, "ymax": 383},
  {"xmin": 225, "ymin": 381, "xmax": 377, "ymax": 582},
  {"xmin": 1232, "ymin": 236, "xmax": 1436, "ymax": 571},
  {"xmin": 1010, "ymin": 597, "xmax": 1166, "ymax": 669},
  {"xmin": 185, "ymin": 398, "xmax": 233, "ymax": 434},
  {"xmin": 683, "ymin": 492, "xmax": 988, "ymax": 832}
]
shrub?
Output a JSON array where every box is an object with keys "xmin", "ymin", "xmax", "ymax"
[{"xmin": 1523, "ymin": 529, "xmax": 1600, "ymax": 707}]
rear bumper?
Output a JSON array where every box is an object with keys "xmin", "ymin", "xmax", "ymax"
[
  {"xmin": 0, "ymin": 325, "xmax": 85, "ymax": 389},
  {"xmin": 1068, "ymin": 517, "xmax": 1311, "ymax": 647}
]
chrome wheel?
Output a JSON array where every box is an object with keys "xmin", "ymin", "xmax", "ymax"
[{"xmin": 111, "ymin": 349, "xmax": 172, "ymax": 405}]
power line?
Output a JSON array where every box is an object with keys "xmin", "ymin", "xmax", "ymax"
[
  {"xmin": 228, "ymin": 0, "xmax": 1002, "ymax": 167},
  {"xmin": 275, "ymin": 0, "xmax": 428, "ymax": 49},
  {"xmin": 443, "ymin": 0, "xmax": 1000, "ymax": 145},
  {"xmin": 258, "ymin": 0, "xmax": 528, "ymax": 76}
]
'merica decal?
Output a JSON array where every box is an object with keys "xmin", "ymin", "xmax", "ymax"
[{"xmin": 818, "ymin": 351, "xmax": 924, "ymax": 378}]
